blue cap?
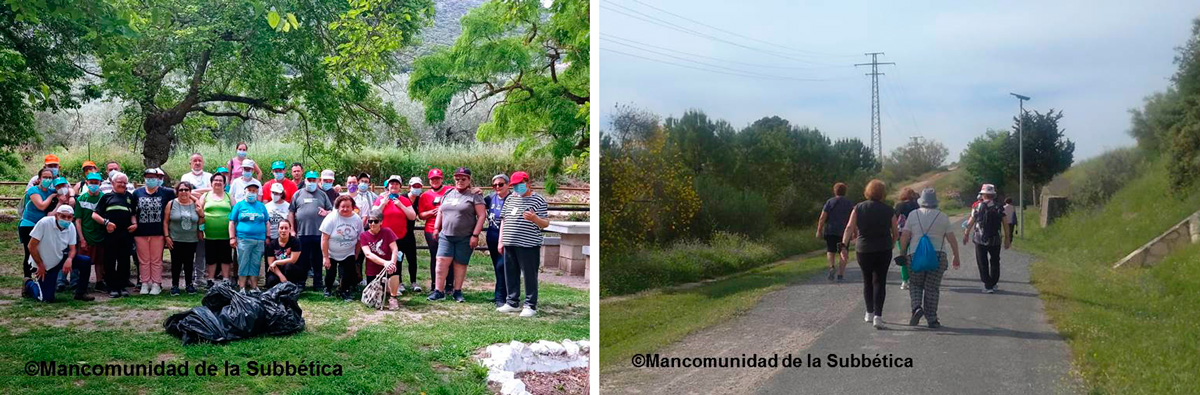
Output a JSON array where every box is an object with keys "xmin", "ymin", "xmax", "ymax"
[
  {"xmin": 53, "ymin": 177, "xmax": 69, "ymax": 186},
  {"xmin": 86, "ymin": 172, "xmax": 102, "ymax": 181},
  {"xmin": 272, "ymin": 160, "xmax": 286, "ymax": 170},
  {"xmin": 216, "ymin": 166, "xmax": 229, "ymax": 174},
  {"xmin": 305, "ymin": 170, "xmax": 319, "ymax": 179}
]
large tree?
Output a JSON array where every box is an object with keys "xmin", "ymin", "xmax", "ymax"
[
  {"xmin": 92, "ymin": 0, "xmax": 434, "ymax": 167},
  {"xmin": 408, "ymin": 0, "xmax": 588, "ymax": 190},
  {"xmin": 886, "ymin": 136, "xmax": 949, "ymax": 182},
  {"xmin": 1015, "ymin": 109, "xmax": 1074, "ymax": 200}
]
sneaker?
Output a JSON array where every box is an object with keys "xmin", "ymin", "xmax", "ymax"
[
  {"xmin": 873, "ymin": 315, "xmax": 885, "ymax": 329},
  {"xmin": 427, "ymin": 290, "xmax": 445, "ymax": 301},
  {"xmin": 984, "ymin": 288, "xmax": 995, "ymax": 294},
  {"xmin": 140, "ymin": 283, "xmax": 150, "ymax": 295},
  {"xmin": 452, "ymin": 290, "xmax": 464, "ymax": 303},
  {"xmin": 900, "ymin": 281, "xmax": 909, "ymax": 290},
  {"xmin": 410, "ymin": 283, "xmax": 422, "ymax": 293},
  {"xmin": 120, "ymin": 289, "xmax": 131, "ymax": 297},
  {"xmin": 497, "ymin": 304, "xmax": 521, "ymax": 313},
  {"xmin": 323, "ymin": 290, "xmax": 332, "ymax": 298},
  {"xmin": 150, "ymin": 283, "xmax": 162, "ymax": 295},
  {"xmin": 342, "ymin": 293, "xmax": 355, "ymax": 302},
  {"xmin": 928, "ymin": 320, "xmax": 942, "ymax": 329},
  {"xmin": 827, "ymin": 269, "xmax": 835, "ymax": 281},
  {"xmin": 109, "ymin": 291, "xmax": 120, "ymax": 298},
  {"xmin": 170, "ymin": 287, "xmax": 180, "ymax": 296},
  {"xmin": 992, "ymin": 285, "xmax": 1000, "ymax": 292},
  {"xmin": 74, "ymin": 294, "xmax": 95, "ymax": 302},
  {"xmin": 186, "ymin": 285, "xmax": 197, "ymax": 294},
  {"xmin": 397, "ymin": 282, "xmax": 406, "ymax": 294},
  {"xmin": 909, "ymin": 308, "xmax": 923, "ymax": 326},
  {"xmin": 519, "ymin": 306, "xmax": 537, "ymax": 317},
  {"xmin": 836, "ymin": 275, "xmax": 844, "ymax": 282},
  {"xmin": 388, "ymin": 298, "xmax": 400, "ymax": 310},
  {"xmin": 865, "ymin": 312, "xmax": 872, "ymax": 322}
]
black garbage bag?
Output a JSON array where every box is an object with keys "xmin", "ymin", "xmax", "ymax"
[
  {"xmin": 164, "ymin": 306, "xmax": 233, "ymax": 345},
  {"xmin": 164, "ymin": 282, "xmax": 305, "ymax": 345},
  {"xmin": 259, "ymin": 282, "xmax": 306, "ymax": 336}
]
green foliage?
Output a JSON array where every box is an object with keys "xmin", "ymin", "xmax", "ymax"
[
  {"xmin": 960, "ymin": 109, "xmax": 1074, "ymax": 202},
  {"xmin": 1064, "ymin": 148, "xmax": 1145, "ymax": 209},
  {"xmin": 959, "ymin": 129, "xmax": 1017, "ymax": 194},
  {"xmin": 692, "ymin": 174, "xmax": 772, "ymax": 239},
  {"xmin": 408, "ymin": 0, "xmax": 589, "ymax": 193},
  {"xmin": 1129, "ymin": 17, "xmax": 1200, "ymax": 192},
  {"xmin": 883, "ymin": 136, "xmax": 949, "ymax": 183}
]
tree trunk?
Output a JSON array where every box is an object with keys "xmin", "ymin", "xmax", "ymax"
[{"xmin": 142, "ymin": 112, "xmax": 178, "ymax": 169}]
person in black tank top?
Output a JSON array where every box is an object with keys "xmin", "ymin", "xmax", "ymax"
[{"xmin": 843, "ymin": 179, "xmax": 898, "ymax": 329}]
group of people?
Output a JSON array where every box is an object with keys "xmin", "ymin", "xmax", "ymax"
[
  {"xmin": 18, "ymin": 144, "xmax": 551, "ymax": 317},
  {"xmin": 816, "ymin": 180, "xmax": 1012, "ymax": 329}
]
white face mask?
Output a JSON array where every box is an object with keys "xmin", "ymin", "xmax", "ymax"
[
  {"xmin": 273, "ymin": 193, "xmax": 284, "ymax": 202},
  {"xmin": 57, "ymin": 187, "xmax": 69, "ymax": 195}
]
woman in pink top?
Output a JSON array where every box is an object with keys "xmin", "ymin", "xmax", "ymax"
[{"xmin": 227, "ymin": 142, "xmax": 262, "ymax": 180}]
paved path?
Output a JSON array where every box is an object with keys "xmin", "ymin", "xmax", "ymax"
[{"xmin": 603, "ymin": 221, "xmax": 1081, "ymax": 394}]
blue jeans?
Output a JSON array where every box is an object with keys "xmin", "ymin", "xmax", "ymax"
[
  {"xmin": 55, "ymin": 255, "xmax": 94, "ymax": 296},
  {"xmin": 486, "ymin": 229, "xmax": 506, "ymax": 305},
  {"xmin": 236, "ymin": 238, "xmax": 265, "ymax": 277}
]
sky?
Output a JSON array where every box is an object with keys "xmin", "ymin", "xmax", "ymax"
[{"xmin": 597, "ymin": 0, "xmax": 1200, "ymax": 161}]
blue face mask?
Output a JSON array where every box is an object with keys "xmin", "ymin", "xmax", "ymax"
[
  {"xmin": 57, "ymin": 219, "xmax": 71, "ymax": 229},
  {"xmin": 306, "ymin": 182, "xmax": 318, "ymax": 192},
  {"xmin": 358, "ymin": 182, "xmax": 370, "ymax": 192},
  {"xmin": 245, "ymin": 194, "xmax": 257, "ymax": 203},
  {"xmin": 274, "ymin": 171, "xmax": 285, "ymax": 180},
  {"xmin": 40, "ymin": 179, "xmax": 53, "ymax": 189},
  {"xmin": 320, "ymin": 182, "xmax": 332, "ymax": 191},
  {"xmin": 87, "ymin": 183, "xmax": 100, "ymax": 193},
  {"xmin": 237, "ymin": 150, "xmax": 247, "ymax": 158},
  {"xmin": 49, "ymin": 167, "xmax": 59, "ymax": 176},
  {"xmin": 145, "ymin": 178, "xmax": 161, "ymax": 188},
  {"xmin": 513, "ymin": 183, "xmax": 528, "ymax": 195}
]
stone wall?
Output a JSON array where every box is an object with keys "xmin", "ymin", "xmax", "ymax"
[
  {"xmin": 1113, "ymin": 211, "xmax": 1200, "ymax": 268},
  {"xmin": 1040, "ymin": 187, "xmax": 1069, "ymax": 228}
]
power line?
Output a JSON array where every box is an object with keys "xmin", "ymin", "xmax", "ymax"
[
  {"xmin": 602, "ymin": 37, "xmax": 855, "ymax": 80},
  {"xmin": 855, "ymin": 52, "xmax": 895, "ymax": 166},
  {"xmin": 627, "ymin": 0, "xmax": 860, "ymax": 59},
  {"xmin": 600, "ymin": 2, "xmax": 842, "ymax": 67},
  {"xmin": 601, "ymin": 47, "xmax": 843, "ymax": 82},
  {"xmin": 601, "ymin": 34, "xmax": 854, "ymax": 71}
]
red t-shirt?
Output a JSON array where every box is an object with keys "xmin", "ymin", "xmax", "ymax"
[
  {"xmin": 372, "ymin": 194, "xmax": 412, "ymax": 239},
  {"xmin": 359, "ymin": 228, "xmax": 397, "ymax": 277},
  {"xmin": 261, "ymin": 179, "xmax": 298, "ymax": 203},
  {"xmin": 417, "ymin": 186, "xmax": 447, "ymax": 233}
]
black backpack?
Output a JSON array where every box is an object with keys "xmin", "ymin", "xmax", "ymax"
[{"xmin": 977, "ymin": 202, "xmax": 1004, "ymax": 240}]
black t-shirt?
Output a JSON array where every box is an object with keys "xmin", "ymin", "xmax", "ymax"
[
  {"xmin": 133, "ymin": 187, "xmax": 177, "ymax": 237},
  {"xmin": 822, "ymin": 196, "xmax": 854, "ymax": 236},
  {"xmin": 95, "ymin": 191, "xmax": 137, "ymax": 237},
  {"xmin": 854, "ymin": 200, "xmax": 895, "ymax": 253},
  {"xmin": 894, "ymin": 200, "xmax": 919, "ymax": 229},
  {"xmin": 267, "ymin": 237, "xmax": 300, "ymax": 263}
]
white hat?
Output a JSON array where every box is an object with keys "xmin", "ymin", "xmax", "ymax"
[
  {"xmin": 241, "ymin": 159, "xmax": 256, "ymax": 169},
  {"xmin": 979, "ymin": 184, "xmax": 997, "ymax": 195},
  {"xmin": 270, "ymin": 183, "xmax": 284, "ymax": 193},
  {"xmin": 386, "ymin": 175, "xmax": 404, "ymax": 185},
  {"xmin": 244, "ymin": 179, "xmax": 262, "ymax": 189},
  {"xmin": 321, "ymin": 169, "xmax": 335, "ymax": 180},
  {"xmin": 55, "ymin": 205, "xmax": 75, "ymax": 215},
  {"xmin": 408, "ymin": 176, "xmax": 423, "ymax": 186}
]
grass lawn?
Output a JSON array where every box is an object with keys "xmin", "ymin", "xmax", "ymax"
[
  {"xmin": 1018, "ymin": 161, "xmax": 1200, "ymax": 394},
  {"xmin": 599, "ymin": 253, "xmax": 827, "ymax": 371},
  {"xmin": 0, "ymin": 222, "xmax": 588, "ymax": 394}
]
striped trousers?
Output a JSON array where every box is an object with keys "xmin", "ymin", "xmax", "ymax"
[{"xmin": 908, "ymin": 252, "xmax": 948, "ymax": 323}]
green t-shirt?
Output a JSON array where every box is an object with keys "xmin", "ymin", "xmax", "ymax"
[
  {"xmin": 202, "ymin": 192, "xmax": 233, "ymax": 240},
  {"xmin": 74, "ymin": 191, "xmax": 107, "ymax": 243}
]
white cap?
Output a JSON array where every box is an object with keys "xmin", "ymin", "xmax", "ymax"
[
  {"xmin": 241, "ymin": 159, "xmax": 256, "ymax": 169},
  {"xmin": 244, "ymin": 179, "xmax": 262, "ymax": 189},
  {"xmin": 143, "ymin": 167, "xmax": 165, "ymax": 176},
  {"xmin": 321, "ymin": 169, "xmax": 335, "ymax": 180},
  {"xmin": 408, "ymin": 176, "xmax": 423, "ymax": 186},
  {"xmin": 270, "ymin": 183, "xmax": 284, "ymax": 193},
  {"xmin": 55, "ymin": 205, "xmax": 75, "ymax": 215},
  {"xmin": 979, "ymin": 184, "xmax": 997, "ymax": 195},
  {"xmin": 386, "ymin": 175, "xmax": 404, "ymax": 185}
]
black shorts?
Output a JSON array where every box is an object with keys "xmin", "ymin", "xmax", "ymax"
[
  {"xmin": 824, "ymin": 235, "xmax": 843, "ymax": 253},
  {"xmin": 205, "ymin": 239, "xmax": 234, "ymax": 265}
]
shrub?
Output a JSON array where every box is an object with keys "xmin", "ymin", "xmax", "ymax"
[{"xmin": 1070, "ymin": 148, "xmax": 1145, "ymax": 209}]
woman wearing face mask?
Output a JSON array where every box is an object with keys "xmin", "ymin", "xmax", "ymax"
[
  {"xmin": 132, "ymin": 168, "xmax": 176, "ymax": 295},
  {"xmin": 199, "ymin": 173, "xmax": 233, "ymax": 288},
  {"xmin": 261, "ymin": 160, "xmax": 297, "ymax": 203},
  {"xmin": 348, "ymin": 173, "xmax": 378, "ymax": 216},
  {"xmin": 497, "ymin": 172, "xmax": 550, "ymax": 317},
  {"xmin": 229, "ymin": 159, "xmax": 259, "ymax": 205},
  {"xmin": 319, "ymin": 169, "xmax": 339, "ymax": 206},
  {"xmin": 429, "ymin": 167, "xmax": 485, "ymax": 303},
  {"xmin": 229, "ymin": 181, "xmax": 268, "ymax": 293},
  {"xmin": 20, "ymin": 168, "xmax": 60, "ymax": 285},
  {"xmin": 360, "ymin": 210, "xmax": 401, "ymax": 309},
  {"xmin": 372, "ymin": 175, "xmax": 417, "ymax": 294},
  {"xmin": 227, "ymin": 142, "xmax": 262, "ymax": 180},
  {"xmin": 164, "ymin": 181, "xmax": 202, "ymax": 295}
]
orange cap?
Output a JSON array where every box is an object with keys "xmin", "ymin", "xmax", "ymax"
[
  {"xmin": 43, "ymin": 154, "xmax": 60, "ymax": 165},
  {"xmin": 81, "ymin": 160, "xmax": 97, "ymax": 169}
]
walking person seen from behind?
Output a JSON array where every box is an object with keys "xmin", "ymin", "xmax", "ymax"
[
  {"xmin": 842, "ymin": 179, "xmax": 898, "ymax": 329},
  {"xmin": 816, "ymin": 182, "xmax": 853, "ymax": 282},
  {"xmin": 961, "ymin": 184, "xmax": 1011, "ymax": 294},
  {"xmin": 897, "ymin": 188, "xmax": 960, "ymax": 329},
  {"xmin": 894, "ymin": 187, "xmax": 919, "ymax": 290}
]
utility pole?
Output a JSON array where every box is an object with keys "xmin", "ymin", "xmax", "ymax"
[
  {"xmin": 856, "ymin": 53, "xmax": 894, "ymax": 168},
  {"xmin": 1010, "ymin": 92, "xmax": 1030, "ymax": 239}
]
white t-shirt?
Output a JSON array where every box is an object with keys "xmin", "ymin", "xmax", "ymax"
[
  {"xmin": 264, "ymin": 200, "xmax": 291, "ymax": 239},
  {"xmin": 902, "ymin": 208, "xmax": 952, "ymax": 253},
  {"xmin": 319, "ymin": 213, "xmax": 363, "ymax": 261},
  {"xmin": 28, "ymin": 216, "xmax": 77, "ymax": 270},
  {"xmin": 181, "ymin": 170, "xmax": 213, "ymax": 191},
  {"xmin": 228, "ymin": 177, "xmax": 257, "ymax": 205}
]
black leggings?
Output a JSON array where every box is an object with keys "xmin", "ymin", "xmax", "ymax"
[
  {"xmin": 398, "ymin": 228, "xmax": 419, "ymax": 284},
  {"xmin": 19, "ymin": 226, "xmax": 34, "ymax": 278},
  {"xmin": 170, "ymin": 241, "xmax": 197, "ymax": 287},
  {"xmin": 857, "ymin": 250, "xmax": 892, "ymax": 316}
]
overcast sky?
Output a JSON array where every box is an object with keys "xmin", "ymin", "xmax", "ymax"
[{"xmin": 598, "ymin": 0, "xmax": 1200, "ymax": 161}]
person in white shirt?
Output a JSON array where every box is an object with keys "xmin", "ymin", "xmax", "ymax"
[
  {"xmin": 27, "ymin": 206, "xmax": 94, "ymax": 302},
  {"xmin": 180, "ymin": 153, "xmax": 213, "ymax": 198},
  {"xmin": 228, "ymin": 159, "xmax": 259, "ymax": 205},
  {"xmin": 898, "ymin": 188, "xmax": 960, "ymax": 328}
]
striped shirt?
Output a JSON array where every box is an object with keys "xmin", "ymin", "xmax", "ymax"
[{"xmin": 500, "ymin": 193, "xmax": 548, "ymax": 247}]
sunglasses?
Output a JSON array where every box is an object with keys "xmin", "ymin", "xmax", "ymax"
[
  {"xmin": 368, "ymin": 219, "xmax": 381, "ymax": 224},
  {"xmin": 492, "ymin": 183, "xmax": 506, "ymax": 188},
  {"xmin": 178, "ymin": 189, "xmax": 192, "ymax": 193}
]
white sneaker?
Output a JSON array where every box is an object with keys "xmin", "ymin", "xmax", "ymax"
[
  {"xmin": 140, "ymin": 283, "xmax": 150, "ymax": 295},
  {"xmin": 150, "ymin": 283, "xmax": 162, "ymax": 295},
  {"xmin": 865, "ymin": 312, "xmax": 872, "ymax": 322},
  {"xmin": 984, "ymin": 288, "xmax": 995, "ymax": 294},
  {"xmin": 519, "ymin": 307, "xmax": 537, "ymax": 317},
  {"xmin": 497, "ymin": 304, "xmax": 521, "ymax": 313},
  {"xmin": 873, "ymin": 315, "xmax": 885, "ymax": 329},
  {"xmin": 900, "ymin": 281, "xmax": 909, "ymax": 290}
]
